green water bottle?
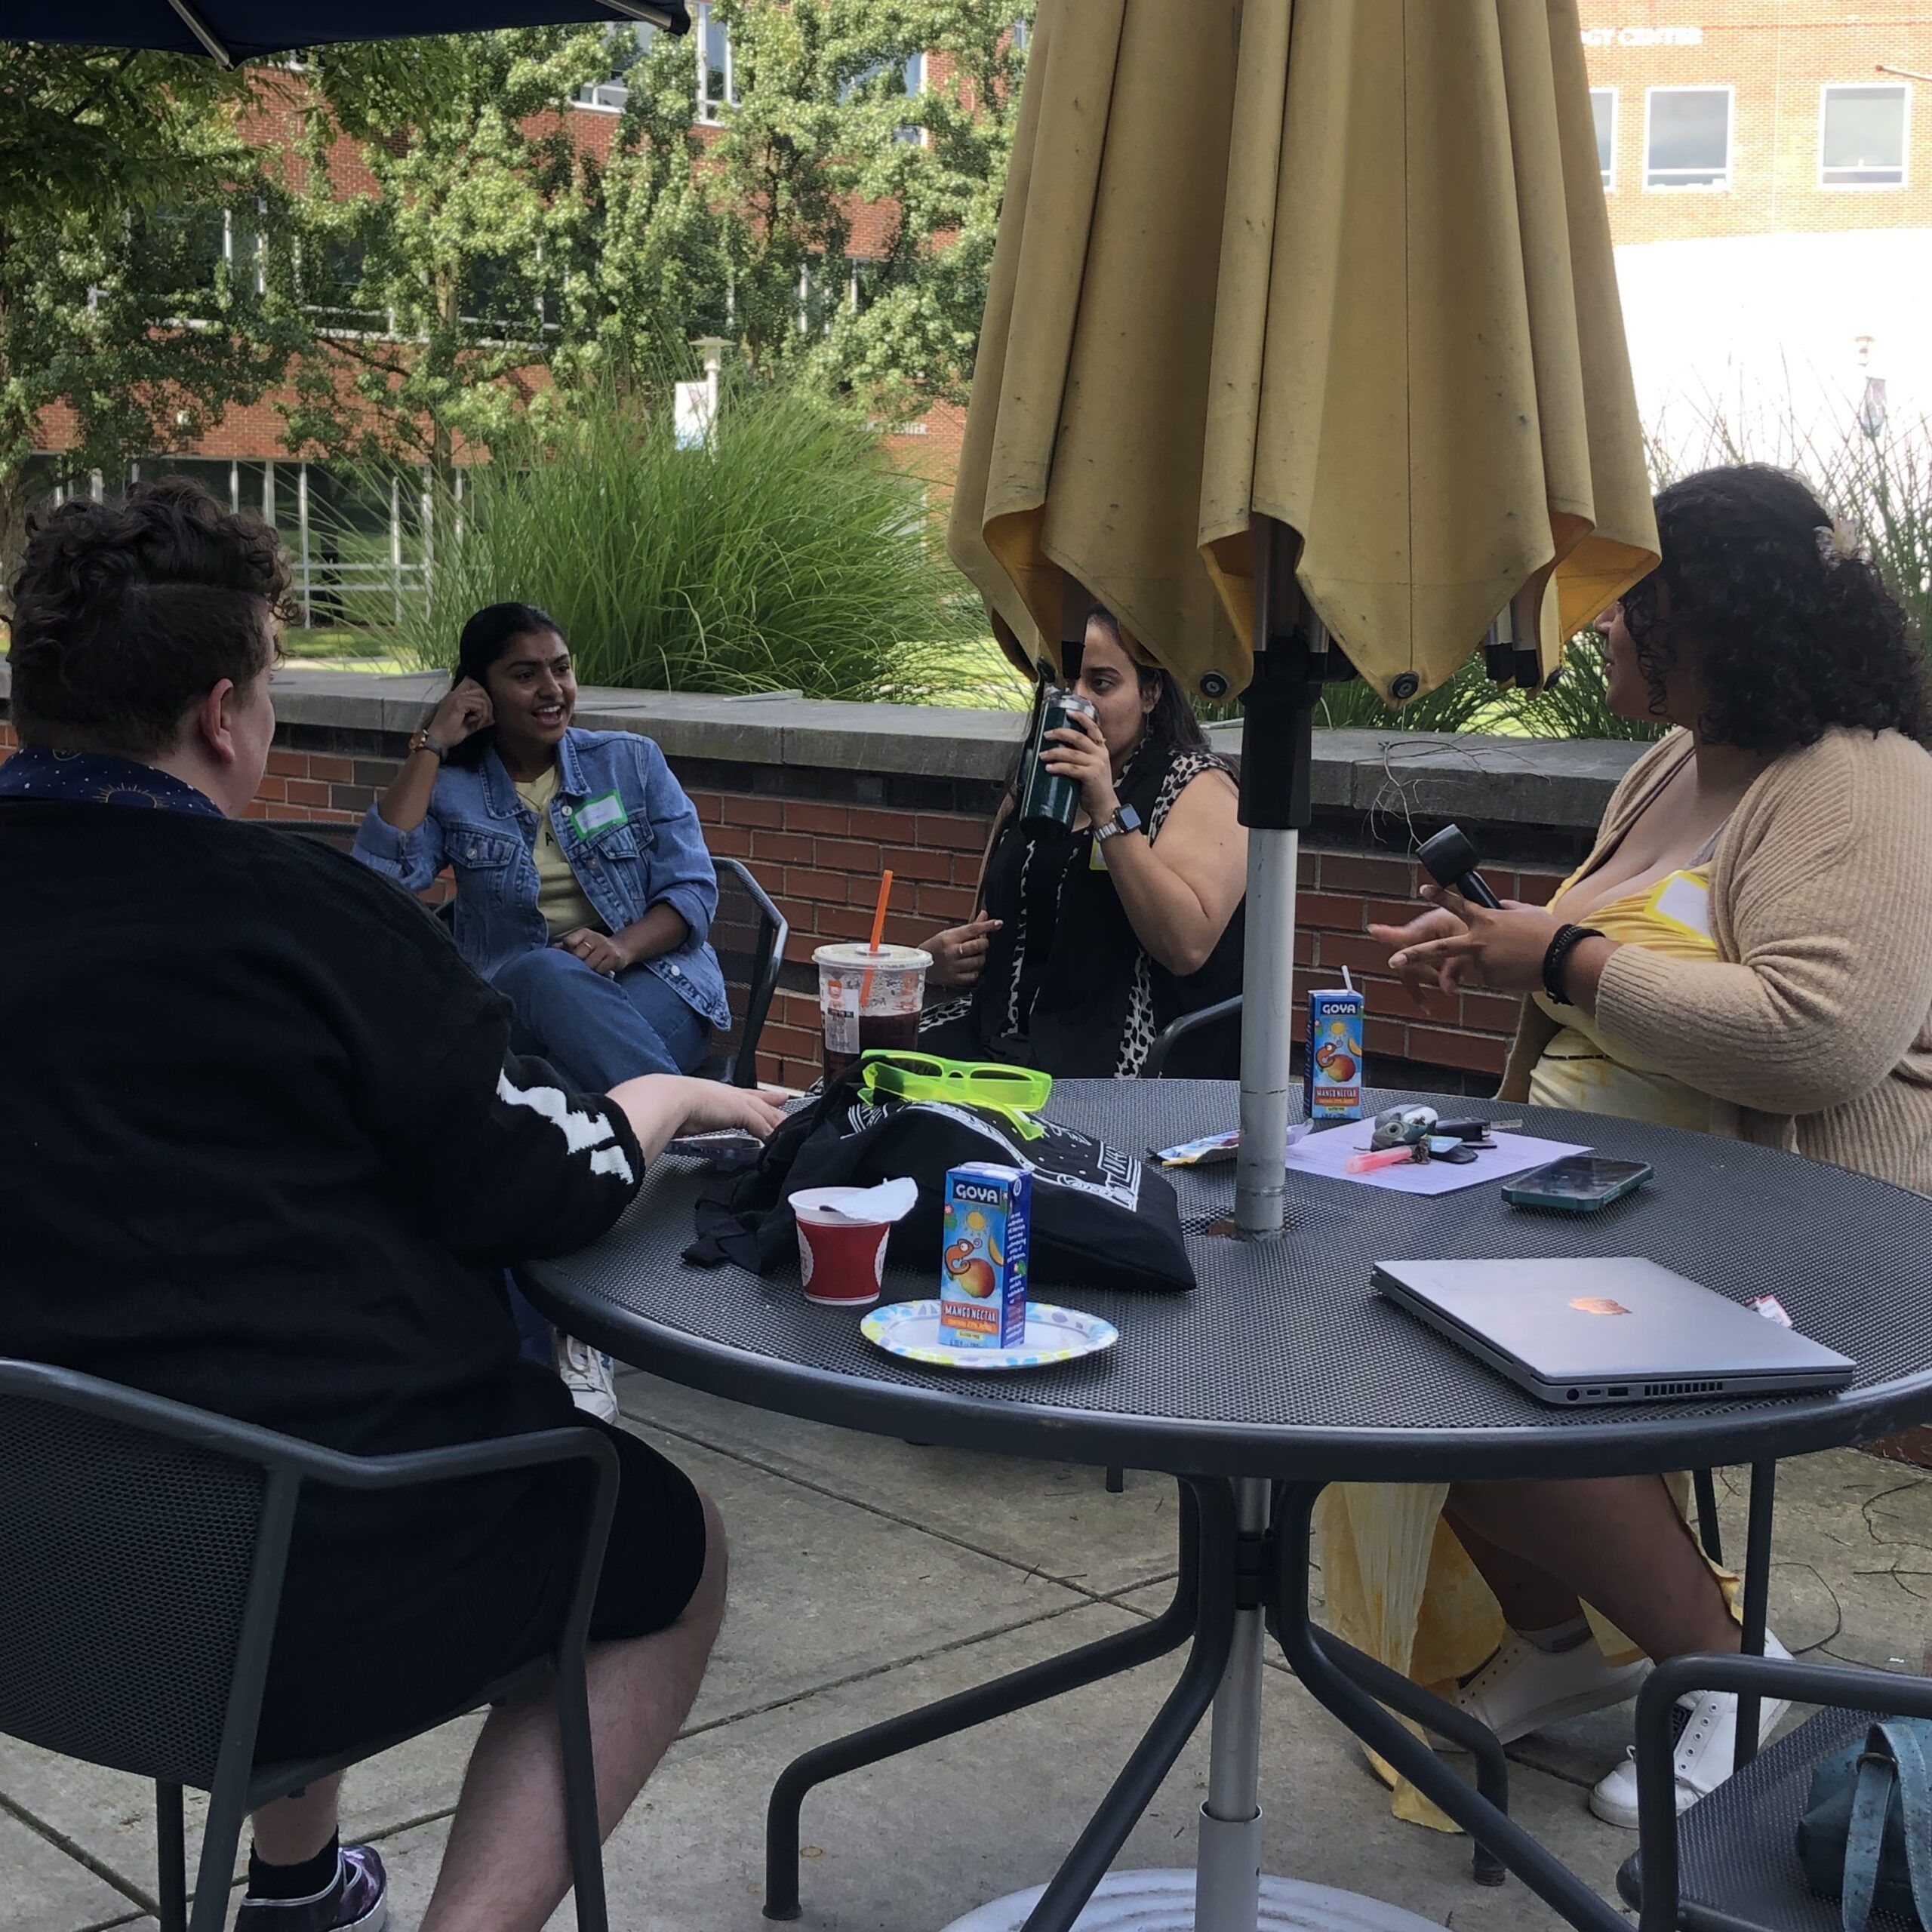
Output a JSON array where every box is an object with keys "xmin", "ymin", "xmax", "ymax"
[{"xmin": 1019, "ymin": 688, "xmax": 1097, "ymax": 832}]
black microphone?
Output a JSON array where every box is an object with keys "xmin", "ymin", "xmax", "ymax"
[{"xmin": 1416, "ymin": 823, "xmax": 1503, "ymax": 910}]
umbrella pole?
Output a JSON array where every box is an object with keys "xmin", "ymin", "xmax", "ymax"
[
  {"xmin": 1192, "ymin": 1476, "xmax": 1270, "ymax": 1930},
  {"xmin": 1233, "ymin": 518, "xmax": 1318, "ymax": 1239}
]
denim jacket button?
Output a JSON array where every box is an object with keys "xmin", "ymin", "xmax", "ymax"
[{"xmin": 669, "ymin": 964, "xmax": 681, "ymax": 977}]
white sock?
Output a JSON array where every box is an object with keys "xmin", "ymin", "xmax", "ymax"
[{"xmin": 1519, "ymin": 1615, "xmax": 1592, "ymax": 1654}]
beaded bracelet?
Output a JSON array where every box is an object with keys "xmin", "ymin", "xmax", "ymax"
[{"xmin": 1541, "ymin": 923, "xmax": 1604, "ymax": 1006}]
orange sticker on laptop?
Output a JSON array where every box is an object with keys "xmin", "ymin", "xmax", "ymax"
[{"xmin": 1569, "ymin": 1297, "xmax": 1632, "ymax": 1317}]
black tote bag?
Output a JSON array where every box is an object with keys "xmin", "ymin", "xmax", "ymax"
[{"xmin": 687, "ymin": 1074, "xmax": 1195, "ymax": 1296}]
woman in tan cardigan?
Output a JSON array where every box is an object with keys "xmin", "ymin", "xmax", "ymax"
[{"xmin": 1349, "ymin": 464, "xmax": 1932, "ymax": 1832}]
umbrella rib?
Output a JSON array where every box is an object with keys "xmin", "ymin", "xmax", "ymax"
[
  {"xmin": 598, "ymin": 0, "xmax": 688, "ymax": 29},
  {"xmin": 165, "ymin": 0, "xmax": 234, "ymax": 65}
]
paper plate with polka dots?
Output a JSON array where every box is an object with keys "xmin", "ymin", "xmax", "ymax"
[{"xmin": 860, "ymin": 1301, "xmax": 1118, "ymax": 1372}]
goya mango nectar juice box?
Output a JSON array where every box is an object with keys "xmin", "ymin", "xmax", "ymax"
[
  {"xmin": 940, "ymin": 1163, "xmax": 1031, "ymax": 1349},
  {"xmin": 1304, "ymin": 983, "xmax": 1366, "ymax": 1122}
]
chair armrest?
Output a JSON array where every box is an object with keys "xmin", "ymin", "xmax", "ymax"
[
  {"xmin": 0, "ymin": 1358, "xmax": 618, "ymax": 1527},
  {"xmin": 309, "ymin": 1426, "xmax": 619, "ymax": 1491},
  {"xmin": 1139, "ymin": 995, "xmax": 1242, "ymax": 1079},
  {"xmin": 1635, "ymin": 1652, "xmax": 1932, "ymax": 1932}
]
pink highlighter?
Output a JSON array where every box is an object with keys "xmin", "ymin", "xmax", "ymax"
[{"xmin": 1345, "ymin": 1144, "xmax": 1422, "ymax": 1176}]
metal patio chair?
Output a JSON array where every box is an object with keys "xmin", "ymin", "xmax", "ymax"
[
  {"xmin": 699, "ymin": 855, "xmax": 788, "ymax": 1087},
  {"xmin": 1619, "ymin": 1648, "xmax": 1932, "ymax": 1930},
  {"xmin": 0, "ymin": 1358, "xmax": 617, "ymax": 1932}
]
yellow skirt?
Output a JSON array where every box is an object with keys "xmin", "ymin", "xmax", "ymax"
[{"xmin": 1315, "ymin": 1478, "xmax": 1740, "ymax": 1829}]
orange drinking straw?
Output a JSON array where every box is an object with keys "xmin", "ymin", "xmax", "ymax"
[{"xmin": 857, "ymin": 869, "xmax": 894, "ymax": 1009}]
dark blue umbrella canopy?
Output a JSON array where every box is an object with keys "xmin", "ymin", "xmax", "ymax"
[{"xmin": 3, "ymin": 0, "xmax": 687, "ymax": 63}]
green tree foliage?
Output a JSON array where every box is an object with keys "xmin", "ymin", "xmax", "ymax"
[
  {"xmin": 0, "ymin": 45, "xmax": 296, "ymax": 576},
  {"xmin": 568, "ymin": 1, "xmax": 1030, "ymax": 415},
  {"xmin": 285, "ymin": 29, "xmax": 612, "ymax": 475}
]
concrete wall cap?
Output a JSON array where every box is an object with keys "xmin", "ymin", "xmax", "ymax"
[{"xmin": 5, "ymin": 665, "xmax": 1648, "ymax": 832}]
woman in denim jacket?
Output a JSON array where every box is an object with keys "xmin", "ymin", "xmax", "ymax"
[{"xmin": 355, "ymin": 602, "xmax": 730, "ymax": 1092}]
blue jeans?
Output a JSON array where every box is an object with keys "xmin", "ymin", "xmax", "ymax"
[{"xmin": 490, "ymin": 946, "xmax": 711, "ymax": 1091}]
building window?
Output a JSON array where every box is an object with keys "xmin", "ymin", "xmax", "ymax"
[
  {"xmin": 695, "ymin": 2, "xmax": 736, "ymax": 122},
  {"xmin": 576, "ymin": 22, "xmax": 655, "ymax": 112},
  {"xmin": 839, "ymin": 50, "xmax": 927, "ymax": 143},
  {"xmin": 1591, "ymin": 87, "xmax": 1617, "ymax": 189},
  {"xmin": 1645, "ymin": 87, "xmax": 1733, "ymax": 189},
  {"xmin": 1820, "ymin": 84, "xmax": 1908, "ymax": 188},
  {"xmin": 848, "ymin": 255, "xmax": 885, "ymax": 312},
  {"xmin": 897, "ymin": 51, "xmax": 926, "ymax": 144}
]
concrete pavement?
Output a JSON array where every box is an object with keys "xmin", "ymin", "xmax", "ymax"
[{"xmin": 5, "ymin": 1371, "xmax": 1930, "ymax": 1931}]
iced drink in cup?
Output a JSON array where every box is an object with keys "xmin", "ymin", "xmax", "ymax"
[{"xmin": 814, "ymin": 941, "xmax": 932, "ymax": 1084}]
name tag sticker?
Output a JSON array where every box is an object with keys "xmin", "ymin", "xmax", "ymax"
[{"xmin": 573, "ymin": 792, "xmax": 628, "ymax": 837}]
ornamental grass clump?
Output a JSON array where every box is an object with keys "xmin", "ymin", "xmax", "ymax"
[{"xmin": 388, "ymin": 376, "xmax": 976, "ymax": 700}]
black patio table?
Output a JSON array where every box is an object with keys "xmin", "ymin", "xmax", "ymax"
[{"xmin": 525, "ymin": 1081, "xmax": 1932, "ymax": 1932}]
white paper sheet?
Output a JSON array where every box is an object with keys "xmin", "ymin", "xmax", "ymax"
[{"xmin": 1283, "ymin": 1128, "xmax": 1592, "ymax": 1196}]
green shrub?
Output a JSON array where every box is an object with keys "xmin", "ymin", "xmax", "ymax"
[{"xmin": 384, "ymin": 375, "xmax": 977, "ymax": 698}]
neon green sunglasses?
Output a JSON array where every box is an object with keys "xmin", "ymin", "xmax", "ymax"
[{"xmin": 857, "ymin": 1051, "xmax": 1053, "ymax": 1134}]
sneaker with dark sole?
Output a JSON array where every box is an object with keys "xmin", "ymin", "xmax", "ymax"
[{"xmin": 234, "ymin": 1844, "xmax": 387, "ymax": 1932}]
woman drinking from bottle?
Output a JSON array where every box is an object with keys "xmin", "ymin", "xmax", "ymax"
[{"xmin": 918, "ymin": 604, "xmax": 1247, "ymax": 1078}]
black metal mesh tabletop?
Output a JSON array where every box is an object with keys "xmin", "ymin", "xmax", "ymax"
[{"xmin": 528, "ymin": 1082, "xmax": 1932, "ymax": 1483}]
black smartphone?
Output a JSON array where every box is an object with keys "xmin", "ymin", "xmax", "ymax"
[
  {"xmin": 665, "ymin": 1129, "xmax": 765, "ymax": 1171},
  {"xmin": 1502, "ymin": 1155, "xmax": 1654, "ymax": 1213}
]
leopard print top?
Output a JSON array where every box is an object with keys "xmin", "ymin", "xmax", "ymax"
[{"xmin": 1112, "ymin": 751, "xmax": 1229, "ymax": 1076}]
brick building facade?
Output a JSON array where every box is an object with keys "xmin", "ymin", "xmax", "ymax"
[
  {"xmin": 1583, "ymin": 2, "xmax": 1932, "ymax": 245},
  {"xmin": 1579, "ymin": 3, "xmax": 1932, "ymax": 444}
]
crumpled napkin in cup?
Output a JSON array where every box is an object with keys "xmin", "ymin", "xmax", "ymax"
[{"xmin": 787, "ymin": 1177, "xmax": 919, "ymax": 1223}]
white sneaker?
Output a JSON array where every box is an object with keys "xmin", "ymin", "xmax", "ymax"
[
  {"xmin": 554, "ymin": 1333, "xmax": 619, "ymax": 1423},
  {"xmin": 1588, "ymin": 1631, "xmax": 1792, "ymax": 1828},
  {"xmin": 1435, "ymin": 1632, "xmax": 1650, "ymax": 1749}
]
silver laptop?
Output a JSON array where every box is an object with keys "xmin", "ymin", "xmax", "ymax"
[{"xmin": 1372, "ymin": 1257, "xmax": 1856, "ymax": 1406}]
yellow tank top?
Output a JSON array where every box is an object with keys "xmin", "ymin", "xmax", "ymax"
[
  {"xmin": 512, "ymin": 767, "xmax": 601, "ymax": 939},
  {"xmin": 1528, "ymin": 864, "xmax": 1722, "ymax": 1132}
]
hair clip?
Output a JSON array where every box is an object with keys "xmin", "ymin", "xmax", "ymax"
[{"xmin": 1815, "ymin": 517, "xmax": 1864, "ymax": 571}]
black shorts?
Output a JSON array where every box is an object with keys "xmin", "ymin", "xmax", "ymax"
[{"xmin": 255, "ymin": 1407, "xmax": 708, "ymax": 1764}]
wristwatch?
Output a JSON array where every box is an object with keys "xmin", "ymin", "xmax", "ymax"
[
  {"xmin": 407, "ymin": 728, "xmax": 448, "ymax": 761},
  {"xmin": 1094, "ymin": 802, "xmax": 1143, "ymax": 844}
]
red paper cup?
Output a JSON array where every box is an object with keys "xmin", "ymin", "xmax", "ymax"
[{"xmin": 795, "ymin": 1207, "xmax": 891, "ymax": 1306}]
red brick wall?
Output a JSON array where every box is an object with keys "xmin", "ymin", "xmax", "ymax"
[
  {"xmin": 670, "ymin": 783, "xmax": 1564, "ymax": 1091},
  {"xmin": 242, "ymin": 746, "xmax": 386, "ymax": 823},
  {"xmin": 684, "ymin": 786, "xmax": 990, "ymax": 1088},
  {"xmin": 0, "ymin": 724, "xmax": 1556, "ymax": 1091}
]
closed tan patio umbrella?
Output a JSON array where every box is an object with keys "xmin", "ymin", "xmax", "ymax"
[
  {"xmin": 949, "ymin": 0, "xmax": 1658, "ymax": 1229},
  {"xmin": 946, "ymin": 11, "xmax": 1660, "ymax": 1927}
]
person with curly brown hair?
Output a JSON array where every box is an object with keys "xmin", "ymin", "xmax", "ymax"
[
  {"xmin": 1326, "ymin": 464, "xmax": 1932, "ymax": 1836},
  {"xmin": 0, "ymin": 478, "xmax": 780, "ymax": 1932}
]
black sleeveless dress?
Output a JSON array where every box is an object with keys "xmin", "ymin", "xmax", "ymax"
[{"xmin": 923, "ymin": 746, "xmax": 1244, "ymax": 1078}]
